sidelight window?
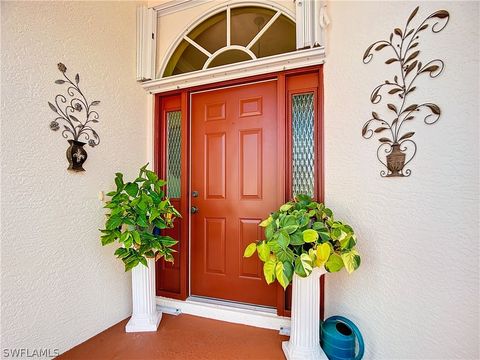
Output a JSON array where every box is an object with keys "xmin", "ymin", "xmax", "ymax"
[
  {"xmin": 291, "ymin": 93, "xmax": 315, "ymax": 197},
  {"xmin": 166, "ymin": 111, "xmax": 182, "ymax": 198}
]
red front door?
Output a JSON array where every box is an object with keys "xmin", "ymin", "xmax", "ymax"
[{"xmin": 190, "ymin": 80, "xmax": 280, "ymax": 307}]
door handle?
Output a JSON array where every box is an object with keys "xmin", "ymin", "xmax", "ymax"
[{"xmin": 191, "ymin": 206, "xmax": 199, "ymax": 214}]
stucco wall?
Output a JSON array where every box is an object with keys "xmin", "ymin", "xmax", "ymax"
[
  {"xmin": 324, "ymin": 1, "xmax": 479, "ymax": 359},
  {"xmin": 1, "ymin": 1, "xmax": 147, "ymax": 356},
  {"xmin": 1, "ymin": 0, "xmax": 478, "ymax": 359}
]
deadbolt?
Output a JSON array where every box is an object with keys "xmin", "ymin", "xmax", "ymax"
[
  {"xmin": 192, "ymin": 191, "xmax": 199, "ymax": 198},
  {"xmin": 191, "ymin": 206, "xmax": 199, "ymax": 214}
]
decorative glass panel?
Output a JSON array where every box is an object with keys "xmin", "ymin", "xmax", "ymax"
[
  {"xmin": 291, "ymin": 93, "xmax": 315, "ymax": 197},
  {"xmin": 187, "ymin": 11, "xmax": 227, "ymax": 54},
  {"xmin": 230, "ymin": 7, "xmax": 276, "ymax": 47},
  {"xmin": 250, "ymin": 15, "xmax": 296, "ymax": 58},
  {"xmin": 166, "ymin": 111, "xmax": 181, "ymax": 198},
  {"xmin": 163, "ymin": 40, "xmax": 208, "ymax": 77}
]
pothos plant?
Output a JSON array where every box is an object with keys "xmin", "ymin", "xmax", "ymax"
[
  {"xmin": 244, "ymin": 195, "xmax": 360, "ymax": 289},
  {"xmin": 100, "ymin": 164, "xmax": 181, "ymax": 271}
]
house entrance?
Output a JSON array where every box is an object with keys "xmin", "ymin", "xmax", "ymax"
[{"xmin": 155, "ymin": 68, "xmax": 323, "ymax": 316}]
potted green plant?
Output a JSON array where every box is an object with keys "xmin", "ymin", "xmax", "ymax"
[
  {"xmin": 100, "ymin": 164, "xmax": 180, "ymax": 332},
  {"xmin": 244, "ymin": 194, "xmax": 361, "ymax": 360}
]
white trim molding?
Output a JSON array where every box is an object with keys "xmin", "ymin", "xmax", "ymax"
[
  {"xmin": 152, "ymin": 0, "xmax": 210, "ymax": 16},
  {"xmin": 295, "ymin": 0, "xmax": 329, "ymax": 49},
  {"xmin": 136, "ymin": 5, "xmax": 157, "ymax": 81},
  {"xmin": 157, "ymin": 296, "xmax": 291, "ymax": 330},
  {"xmin": 142, "ymin": 47, "xmax": 325, "ymax": 94}
]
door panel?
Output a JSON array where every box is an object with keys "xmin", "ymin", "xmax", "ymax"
[
  {"xmin": 156, "ymin": 203, "xmax": 182, "ymax": 293},
  {"xmin": 191, "ymin": 81, "xmax": 279, "ymax": 307},
  {"xmin": 204, "ymin": 217, "xmax": 226, "ymax": 274},
  {"xmin": 239, "ymin": 218, "xmax": 264, "ymax": 278},
  {"xmin": 240, "ymin": 130, "xmax": 262, "ymax": 199},
  {"xmin": 205, "ymin": 133, "xmax": 226, "ymax": 199}
]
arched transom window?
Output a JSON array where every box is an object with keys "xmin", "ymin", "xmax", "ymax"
[{"xmin": 162, "ymin": 6, "xmax": 296, "ymax": 77}]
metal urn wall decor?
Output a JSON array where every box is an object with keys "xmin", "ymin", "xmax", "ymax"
[
  {"xmin": 362, "ymin": 6, "xmax": 449, "ymax": 177},
  {"xmin": 48, "ymin": 63, "xmax": 100, "ymax": 172}
]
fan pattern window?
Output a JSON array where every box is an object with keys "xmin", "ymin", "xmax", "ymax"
[{"xmin": 163, "ymin": 6, "xmax": 295, "ymax": 77}]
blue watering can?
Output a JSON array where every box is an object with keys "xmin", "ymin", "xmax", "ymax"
[{"xmin": 321, "ymin": 316, "xmax": 364, "ymax": 360}]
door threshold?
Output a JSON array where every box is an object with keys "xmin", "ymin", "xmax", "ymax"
[
  {"xmin": 156, "ymin": 296, "xmax": 290, "ymax": 330},
  {"xmin": 187, "ymin": 295, "xmax": 276, "ymax": 314}
]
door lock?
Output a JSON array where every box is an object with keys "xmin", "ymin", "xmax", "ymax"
[
  {"xmin": 192, "ymin": 191, "xmax": 199, "ymax": 198},
  {"xmin": 191, "ymin": 206, "xmax": 199, "ymax": 214}
]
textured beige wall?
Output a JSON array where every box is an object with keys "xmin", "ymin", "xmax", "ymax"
[
  {"xmin": 1, "ymin": 1, "xmax": 147, "ymax": 355},
  {"xmin": 324, "ymin": 1, "xmax": 479, "ymax": 359},
  {"xmin": 1, "ymin": 1, "xmax": 479, "ymax": 359}
]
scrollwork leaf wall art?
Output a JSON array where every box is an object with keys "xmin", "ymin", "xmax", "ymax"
[
  {"xmin": 48, "ymin": 63, "xmax": 101, "ymax": 172},
  {"xmin": 362, "ymin": 6, "xmax": 449, "ymax": 177}
]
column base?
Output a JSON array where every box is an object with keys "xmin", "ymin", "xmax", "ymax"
[
  {"xmin": 125, "ymin": 310, "xmax": 162, "ymax": 333},
  {"xmin": 282, "ymin": 340, "xmax": 328, "ymax": 360}
]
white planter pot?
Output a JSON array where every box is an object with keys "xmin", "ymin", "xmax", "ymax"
[
  {"xmin": 125, "ymin": 257, "xmax": 162, "ymax": 332},
  {"xmin": 282, "ymin": 267, "xmax": 328, "ymax": 360}
]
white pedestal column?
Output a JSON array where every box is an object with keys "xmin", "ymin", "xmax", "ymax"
[
  {"xmin": 125, "ymin": 258, "xmax": 162, "ymax": 332},
  {"xmin": 282, "ymin": 267, "xmax": 328, "ymax": 360}
]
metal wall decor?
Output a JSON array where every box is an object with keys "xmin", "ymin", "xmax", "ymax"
[
  {"xmin": 362, "ymin": 7, "xmax": 449, "ymax": 177},
  {"xmin": 48, "ymin": 63, "xmax": 100, "ymax": 171}
]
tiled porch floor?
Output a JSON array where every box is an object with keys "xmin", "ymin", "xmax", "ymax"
[{"xmin": 58, "ymin": 314, "xmax": 288, "ymax": 360}]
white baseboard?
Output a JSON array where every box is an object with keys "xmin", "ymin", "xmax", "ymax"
[{"xmin": 156, "ymin": 296, "xmax": 290, "ymax": 331}]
